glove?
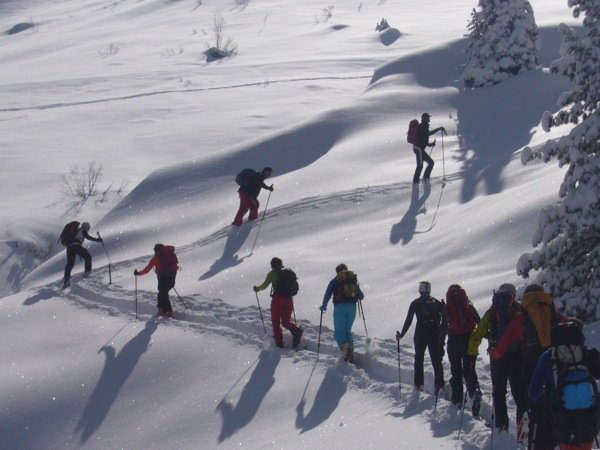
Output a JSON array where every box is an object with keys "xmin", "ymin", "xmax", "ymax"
[
  {"xmin": 253, "ymin": 286, "xmax": 259, "ymax": 292},
  {"xmin": 441, "ymin": 127, "xmax": 447, "ymax": 135},
  {"xmin": 319, "ymin": 305, "xmax": 326, "ymax": 312},
  {"xmin": 269, "ymin": 185, "xmax": 274, "ymax": 192},
  {"xmin": 134, "ymin": 269, "xmax": 139, "ymax": 276}
]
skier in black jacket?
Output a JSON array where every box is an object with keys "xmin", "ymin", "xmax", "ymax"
[
  {"xmin": 232, "ymin": 167, "xmax": 273, "ymax": 226},
  {"xmin": 413, "ymin": 113, "xmax": 446, "ymax": 184},
  {"xmin": 398, "ymin": 281, "xmax": 446, "ymax": 392},
  {"xmin": 62, "ymin": 221, "xmax": 102, "ymax": 288}
]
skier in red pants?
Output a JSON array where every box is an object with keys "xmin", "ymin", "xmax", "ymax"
[
  {"xmin": 253, "ymin": 257, "xmax": 302, "ymax": 348},
  {"xmin": 232, "ymin": 167, "xmax": 273, "ymax": 226}
]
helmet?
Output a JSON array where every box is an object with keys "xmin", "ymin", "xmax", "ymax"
[
  {"xmin": 270, "ymin": 257, "xmax": 283, "ymax": 269},
  {"xmin": 335, "ymin": 263, "xmax": 348, "ymax": 273},
  {"xmin": 419, "ymin": 281, "xmax": 431, "ymax": 296},
  {"xmin": 81, "ymin": 222, "xmax": 91, "ymax": 232}
]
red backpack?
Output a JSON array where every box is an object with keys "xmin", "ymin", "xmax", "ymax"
[
  {"xmin": 446, "ymin": 286, "xmax": 477, "ymax": 335},
  {"xmin": 157, "ymin": 245, "xmax": 179, "ymax": 274},
  {"xmin": 407, "ymin": 119, "xmax": 419, "ymax": 145}
]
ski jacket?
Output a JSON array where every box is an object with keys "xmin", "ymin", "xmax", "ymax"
[
  {"xmin": 238, "ymin": 171, "xmax": 271, "ymax": 199},
  {"xmin": 399, "ymin": 295, "xmax": 446, "ymax": 340},
  {"xmin": 468, "ymin": 310, "xmax": 493, "ymax": 357},
  {"xmin": 137, "ymin": 253, "xmax": 177, "ymax": 276},
  {"xmin": 321, "ymin": 277, "xmax": 364, "ymax": 310},
  {"xmin": 255, "ymin": 270, "xmax": 280, "ymax": 295},
  {"xmin": 528, "ymin": 347, "xmax": 600, "ymax": 404}
]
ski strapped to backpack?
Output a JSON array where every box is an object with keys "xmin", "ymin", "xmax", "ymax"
[
  {"xmin": 235, "ymin": 168, "xmax": 255, "ymax": 187},
  {"xmin": 551, "ymin": 322, "xmax": 597, "ymax": 411},
  {"xmin": 156, "ymin": 245, "xmax": 179, "ymax": 274},
  {"xmin": 333, "ymin": 270, "xmax": 360, "ymax": 304},
  {"xmin": 407, "ymin": 119, "xmax": 420, "ymax": 145},
  {"xmin": 58, "ymin": 221, "xmax": 80, "ymax": 246},
  {"xmin": 274, "ymin": 267, "xmax": 299, "ymax": 297}
]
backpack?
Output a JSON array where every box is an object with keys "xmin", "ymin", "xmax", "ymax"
[
  {"xmin": 157, "ymin": 245, "xmax": 179, "ymax": 274},
  {"xmin": 551, "ymin": 323, "xmax": 596, "ymax": 411},
  {"xmin": 419, "ymin": 297, "xmax": 442, "ymax": 327},
  {"xmin": 274, "ymin": 268, "xmax": 299, "ymax": 297},
  {"xmin": 489, "ymin": 290, "xmax": 517, "ymax": 346},
  {"xmin": 407, "ymin": 119, "xmax": 420, "ymax": 145},
  {"xmin": 333, "ymin": 270, "xmax": 360, "ymax": 304},
  {"xmin": 446, "ymin": 286, "xmax": 477, "ymax": 335},
  {"xmin": 235, "ymin": 168, "xmax": 255, "ymax": 187},
  {"xmin": 522, "ymin": 290, "xmax": 557, "ymax": 349},
  {"xmin": 58, "ymin": 221, "xmax": 80, "ymax": 246}
]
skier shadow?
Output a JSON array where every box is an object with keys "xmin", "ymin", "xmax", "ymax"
[
  {"xmin": 199, "ymin": 225, "xmax": 252, "ymax": 280},
  {"xmin": 390, "ymin": 182, "xmax": 431, "ymax": 245},
  {"xmin": 23, "ymin": 287, "xmax": 55, "ymax": 306},
  {"xmin": 216, "ymin": 350, "xmax": 280, "ymax": 442},
  {"xmin": 295, "ymin": 366, "xmax": 347, "ymax": 433},
  {"xmin": 75, "ymin": 319, "xmax": 158, "ymax": 445}
]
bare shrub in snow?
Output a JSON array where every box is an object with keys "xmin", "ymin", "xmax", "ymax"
[
  {"xmin": 519, "ymin": 0, "xmax": 600, "ymax": 320},
  {"xmin": 205, "ymin": 12, "xmax": 237, "ymax": 62},
  {"xmin": 62, "ymin": 162, "xmax": 103, "ymax": 202},
  {"xmin": 462, "ymin": 0, "xmax": 540, "ymax": 88}
]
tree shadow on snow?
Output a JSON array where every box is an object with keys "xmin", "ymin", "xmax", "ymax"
[
  {"xmin": 390, "ymin": 182, "xmax": 431, "ymax": 245},
  {"xmin": 216, "ymin": 350, "xmax": 280, "ymax": 442},
  {"xmin": 371, "ymin": 26, "xmax": 575, "ymax": 204},
  {"xmin": 295, "ymin": 366, "xmax": 347, "ymax": 433},
  {"xmin": 199, "ymin": 225, "xmax": 252, "ymax": 280},
  {"xmin": 75, "ymin": 319, "xmax": 157, "ymax": 444}
]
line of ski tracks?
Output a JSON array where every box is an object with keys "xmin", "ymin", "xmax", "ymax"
[
  {"xmin": 46, "ymin": 271, "xmax": 408, "ymax": 406},
  {"xmin": 0, "ymin": 75, "xmax": 372, "ymax": 113}
]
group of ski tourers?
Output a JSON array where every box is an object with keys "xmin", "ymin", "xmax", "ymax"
[
  {"xmin": 397, "ymin": 280, "xmax": 600, "ymax": 450},
  {"xmin": 56, "ymin": 112, "xmax": 600, "ymax": 449}
]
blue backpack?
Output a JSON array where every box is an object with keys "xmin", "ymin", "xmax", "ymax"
[{"xmin": 552, "ymin": 323, "xmax": 596, "ymax": 411}]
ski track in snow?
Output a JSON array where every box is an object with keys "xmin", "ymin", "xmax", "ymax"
[{"xmin": 0, "ymin": 75, "xmax": 372, "ymax": 113}]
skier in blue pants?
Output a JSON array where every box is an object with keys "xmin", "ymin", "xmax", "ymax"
[{"xmin": 320, "ymin": 263, "xmax": 365, "ymax": 363}]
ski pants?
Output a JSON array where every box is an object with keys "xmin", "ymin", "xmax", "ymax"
[
  {"xmin": 157, "ymin": 273, "xmax": 175, "ymax": 313},
  {"xmin": 447, "ymin": 332, "xmax": 479, "ymax": 403},
  {"xmin": 270, "ymin": 293, "xmax": 298, "ymax": 344},
  {"xmin": 333, "ymin": 302, "xmax": 357, "ymax": 350},
  {"xmin": 232, "ymin": 191, "xmax": 259, "ymax": 226},
  {"xmin": 413, "ymin": 145, "xmax": 434, "ymax": 183},
  {"xmin": 557, "ymin": 409, "xmax": 595, "ymax": 450},
  {"xmin": 413, "ymin": 332, "xmax": 444, "ymax": 389},
  {"xmin": 491, "ymin": 350, "xmax": 527, "ymax": 428},
  {"xmin": 64, "ymin": 244, "xmax": 92, "ymax": 281}
]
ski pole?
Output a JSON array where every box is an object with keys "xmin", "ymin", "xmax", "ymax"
[
  {"xmin": 490, "ymin": 388, "xmax": 495, "ymax": 450},
  {"xmin": 134, "ymin": 274, "xmax": 138, "ymax": 320},
  {"xmin": 395, "ymin": 331, "xmax": 402, "ymax": 396},
  {"xmin": 457, "ymin": 367, "xmax": 473, "ymax": 441},
  {"xmin": 97, "ymin": 232, "xmax": 113, "ymax": 284},
  {"xmin": 249, "ymin": 189, "xmax": 272, "ymax": 254},
  {"xmin": 172, "ymin": 287, "xmax": 188, "ymax": 309},
  {"xmin": 441, "ymin": 132, "xmax": 446, "ymax": 181},
  {"xmin": 358, "ymin": 299, "xmax": 369, "ymax": 338},
  {"xmin": 317, "ymin": 310, "xmax": 323, "ymax": 361},
  {"xmin": 255, "ymin": 291, "xmax": 267, "ymax": 334}
]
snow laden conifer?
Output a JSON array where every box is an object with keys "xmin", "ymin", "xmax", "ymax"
[
  {"xmin": 518, "ymin": 0, "xmax": 600, "ymax": 320},
  {"xmin": 462, "ymin": 0, "xmax": 540, "ymax": 88}
]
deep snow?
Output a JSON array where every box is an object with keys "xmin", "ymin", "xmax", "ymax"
[{"xmin": 0, "ymin": 1, "xmax": 594, "ymax": 449}]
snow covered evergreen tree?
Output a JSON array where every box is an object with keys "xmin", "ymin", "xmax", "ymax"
[
  {"xmin": 518, "ymin": 0, "xmax": 600, "ymax": 320},
  {"xmin": 462, "ymin": 0, "xmax": 540, "ymax": 88}
]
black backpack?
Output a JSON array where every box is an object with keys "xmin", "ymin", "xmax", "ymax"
[
  {"xmin": 274, "ymin": 268, "xmax": 299, "ymax": 297},
  {"xmin": 235, "ymin": 168, "xmax": 255, "ymax": 187},
  {"xmin": 58, "ymin": 221, "xmax": 80, "ymax": 246},
  {"xmin": 489, "ymin": 290, "xmax": 517, "ymax": 346}
]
